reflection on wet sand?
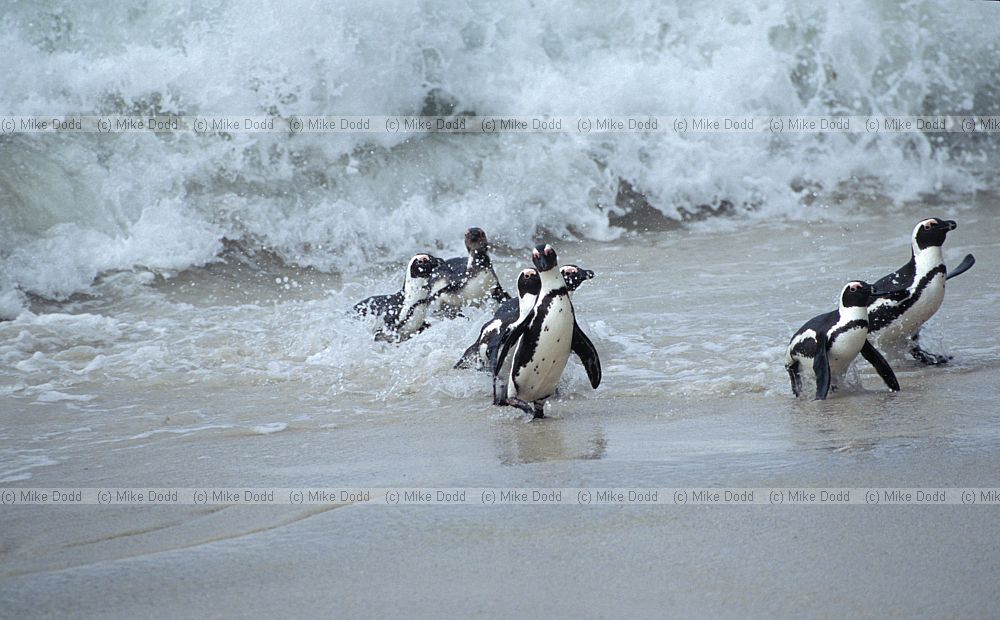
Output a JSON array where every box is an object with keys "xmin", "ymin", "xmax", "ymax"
[
  {"xmin": 493, "ymin": 417, "xmax": 607, "ymax": 465},
  {"xmin": 783, "ymin": 380, "xmax": 961, "ymax": 455}
]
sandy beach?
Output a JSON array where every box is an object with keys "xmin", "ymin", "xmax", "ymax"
[{"xmin": 3, "ymin": 207, "xmax": 999, "ymax": 617}]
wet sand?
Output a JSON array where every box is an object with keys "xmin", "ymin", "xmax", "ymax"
[{"xmin": 2, "ymin": 368, "xmax": 1000, "ymax": 618}]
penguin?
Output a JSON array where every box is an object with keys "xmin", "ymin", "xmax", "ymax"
[
  {"xmin": 493, "ymin": 244, "xmax": 601, "ymax": 418},
  {"xmin": 353, "ymin": 253, "xmax": 446, "ymax": 342},
  {"xmin": 868, "ymin": 218, "xmax": 975, "ymax": 365},
  {"xmin": 433, "ymin": 227, "xmax": 510, "ymax": 315},
  {"xmin": 455, "ymin": 268, "xmax": 540, "ymax": 372},
  {"xmin": 454, "ymin": 264, "xmax": 595, "ymax": 371},
  {"xmin": 785, "ymin": 281, "xmax": 901, "ymax": 400}
]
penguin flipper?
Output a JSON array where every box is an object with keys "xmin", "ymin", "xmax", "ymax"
[
  {"xmin": 455, "ymin": 340, "xmax": 480, "ymax": 370},
  {"xmin": 485, "ymin": 332, "xmax": 504, "ymax": 375},
  {"xmin": 490, "ymin": 281, "xmax": 511, "ymax": 303},
  {"xmin": 812, "ymin": 334, "xmax": 831, "ymax": 400},
  {"xmin": 571, "ymin": 322, "xmax": 602, "ymax": 389},
  {"xmin": 493, "ymin": 312, "xmax": 532, "ymax": 403},
  {"xmin": 494, "ymin": 312, "xmax": 531, "ymax": 378},
  {"xmin": 946, "ymin": 253, "xmax": 975, "ymax": 280},
  {"xmin": 860, "ymin": 339, "xmax": 900, "ymax": 392},
  {"xmin": 786, "ymin": 361, "xmax": 802, "ymax": 398},
  {"xmin": 872, "ymin": 261, "xmax": 916, "ymax": 302}
]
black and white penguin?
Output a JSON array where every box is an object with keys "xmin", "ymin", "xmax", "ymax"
[
  {"xmin": 493, "ymin": 245, "xmax": 601, "ymax": 418},
  {"xmin": 433, "ymin": 227, "xmax": 510, "ymax": 315},
  {"xmin": 455, "ymin": 268, "xmax": 540, "ymax": 372},
  {"xmin": 353, "ymin": 253, "xmax": 446, "ymax": 342},
  {"xmin": 785, "ymin": 281, "xmax": 900, "ymax": 400},
  {"xmin": 868, "ymin": 218, "xmax": 975, "ymax": 365},
  {"xmin": 454, "ymin": 264, "xmax": 595, "ymax": 371}
]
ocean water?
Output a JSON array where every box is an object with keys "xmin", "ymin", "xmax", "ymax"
[
  {"xmin": 2, "ymin": 0, "xmax": 1000, "ymax": 481},
  {"xmin": 2, "ymin": 0, "xmax": 999, "ymax": 308},
  {"xmin": 0, "ymin": 0, "xmax": 998, "ymax": 465}
]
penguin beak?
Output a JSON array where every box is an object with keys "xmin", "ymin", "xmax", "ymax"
[
  {"xmin": 870, "ymin": 285, "xmax": 906, "ymax": 302},
  {"xmin": 926, "ymin": 219, "xmax": 956, "ymax": 232}
]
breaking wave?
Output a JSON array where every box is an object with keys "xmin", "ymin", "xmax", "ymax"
[{"xmin": 1, "ymin": 0, "xmax": 998, "ymax": 316}]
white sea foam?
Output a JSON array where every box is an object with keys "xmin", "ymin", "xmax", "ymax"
[
  {"xmin": 1, "ymin": 1, "xmax": 998, "ymax": 315},
  {"xmin": 34, "ymin": 390, "xmax": 94, "ymax": 403},
  {"xmin": 251, "ymin": 422, "xmax": 288, "ymax": 435}
]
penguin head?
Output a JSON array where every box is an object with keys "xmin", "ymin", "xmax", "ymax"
[
  {"xmin": 912, "ymin": 218, "xmax": 956, "ymax": 251},
  {"xmin": 516, "ymin": 269, "xmax": 542, "ymax": 298},
  {"xmin": 531, "ymin": 244, "xmax": 558, "ymax": 272},
  {"xmin": 841, "ymin": 280, "xmax": 901, "ymax": 307},
  {"xmin": 840, "ymin": 281, "xmax": 876, "ymax": 308},
  {"xmin": 407, "ymin": 253, "xmax": 445, "ymax": 287},
  {"xmin": 464, "ymin": 227, "xmax": 488, "ymax": 253},
  {"xmin": 560, "ymin": 264, "xmax": 595, "ymax": 292}
]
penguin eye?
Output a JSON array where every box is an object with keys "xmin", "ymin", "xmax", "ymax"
[{"xmin": 923, "ymin": 220, "xmax": 935, "ymax": 230}]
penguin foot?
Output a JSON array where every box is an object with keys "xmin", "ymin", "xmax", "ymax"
[
  {"xmin": 910, "ymin": 346, "xmax": 951, "ymax": 365},
  {"xmin": 500, "ymin": 397, "xmax": 545, "ymax": 418}
]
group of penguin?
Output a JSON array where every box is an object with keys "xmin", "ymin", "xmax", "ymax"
[
  {"xmin": 785, "ymin": 217, "xmax": 974, "ymax": 399},
  {"xmin": 354, "ymin": 227, "xmax": 600, "ymax": 417},
  {"xmin": 355, "ymin": 218, "xmax": 975, "ymax": 417}
]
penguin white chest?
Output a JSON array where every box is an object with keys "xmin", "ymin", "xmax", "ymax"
[
  {"xmin": 462, "ymin": 271, "xmax": 495, "ymax": 305},
  {"xmin": 902, "ymin": 272, "xmax": 945, "ymax": 332},
  {"xmin": 380, "ymin": 301, "xmax": 429, "ymax": 342},
  {"xmin": 438, "ymin": 271, "xmax": 493, "ymax": 309},
  {"xmin": 828, "ymin": 326, "xmax": 868, "ymax": 376},
  {"xmin": 510, "ymin": 298, "xmax": 574, "ymax": 402}
]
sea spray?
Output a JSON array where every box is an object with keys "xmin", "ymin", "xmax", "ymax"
[{"xmin": 1, "ymin": 0, "xmax": 998, "ymax": 315}]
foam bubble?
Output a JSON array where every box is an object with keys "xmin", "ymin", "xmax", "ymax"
[
  {"xmin": 251, "ymin": 422, "xmax": 288, "ymax": 435},
  {"xmin": 0, "ymin": 0, "xmax": 997, "ymax": 314}
]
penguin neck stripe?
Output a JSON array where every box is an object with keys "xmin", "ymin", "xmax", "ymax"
[
  {"xmin": 391, "ymin": 296, "xmax": 432, "ymax": 330},
  {"xmin": 540, "ymin": 286, "xmax": 568, "ymax": 298},
  {"xmin": 830, "ymin": 319, "xmax": 868, "ymax": 345}
]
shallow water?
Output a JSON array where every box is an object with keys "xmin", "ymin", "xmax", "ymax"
[{"xmin": 3, "ymin": 203, "xmax": 997, "ymax": 468}]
